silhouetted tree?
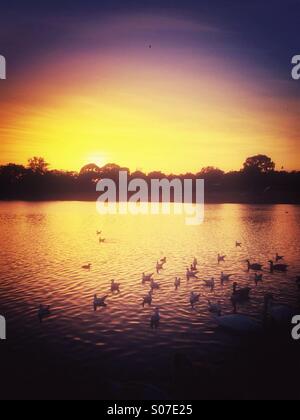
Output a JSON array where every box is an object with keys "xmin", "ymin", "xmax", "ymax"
[
  {"xmin": 0, "ymin": 155, "xmax": 299, "ymax": 203},
  {"xmin": 28, "ymin": 157, "xmax": 49, "ymax": 174},
  {"xmin": 243, "ymin": 155, "xmax": 275, "ymax": 174}
]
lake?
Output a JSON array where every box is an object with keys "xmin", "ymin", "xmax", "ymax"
[{"xmin": 0, "ymin": 202, "xmax": 300, "ymax": 399}]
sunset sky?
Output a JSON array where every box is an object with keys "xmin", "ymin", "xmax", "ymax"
[{"xmin": 0, "ymin": 0, "xmax": 299, "ymax": 173}]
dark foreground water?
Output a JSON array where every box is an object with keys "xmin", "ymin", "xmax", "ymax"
[{"xmin": 0, "ymin": 202, "xmax": 300, "ymax": 400}]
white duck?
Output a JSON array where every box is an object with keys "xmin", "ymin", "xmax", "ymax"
[
  {"xmin": 220, "ymin": 272, "xmax": 233, "ymax": 284},
  {"xmin": 186, "ymin": 268, "xmax": 198, "ymax": 280},
  {"xmin": 208, "ymin": 300, "xmax": 222, "ymax": 315},
  {"xmin": 150, "ymin": 279, "xmax": 160, "ymax": 290},
  {"xmin": 215, "ymin": 314, "xmax": 263, "ymax": 334},
  {"xmin": 93, "ymin": 294, "xmax": 108, "ymax": 310},
  {"xmin": 142, "ymin": 273, "xmax": 154, "ymax": 283},
  {"xmin": 174, "ymin": 277, "xmax": 181, "ymax": 290},
  {"xmin": 190, "ymin": 292, "xmax": 200, "ymax": 307},
  {"xmin": 150, "ymin": 308, "xmax": 161, "ymax": 329},
  {"xmin": 156, "ymin": 261, "xmax": 165, "ymax": 273},
  {"xmin": 111, "ymin": 280, "xmax": 120, "ymax": 293},
  {"xmin": 264, "ymin": 294, "xmax": 294, "ymax": 324},
  {"xmin": 203, "ymin": 278, "xmax": 215, "ymax": 291},
  {"xmin": 142, "ymin": 291, "xmax": 153, "ymax": 307}
]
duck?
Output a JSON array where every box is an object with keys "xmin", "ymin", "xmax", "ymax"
[
  {"xmin": 82, "ymin": 263, "xmax": 92, "ymax": 270},
  {"xmin": 208, "ymin": 300, "xmax": 222, "ymax": 316},
  {"xmin": 218, "ymin": 254, "xmax": 226, "ymax": 263},
  {"xmin": 246, "ymin": 260, "xmax": 263, "ymax": 271},
  {"xmin": 93, "ymin": 294, "xmax": 108, "ymax": 310},
  {"xmin": 96, "ymin": 230, "xmax": 102, "ymax": 235},
  {"xmin": 264, "ymin": 294, "xmax": 294, "ymax": 324},
  {"xmin": 142, "ymin": 273, "xmax": 154, "ymax": 283},
  {"xmin": 174, "ymin": 277, "xmax": 181, "ymax": 290},
  {"xmin": 231, "ymin": 283, "xmax": 251, "ymax": 310},
  {"xmin": 203, "ymin": 278, "xmax": 215, "ymax": 291},
  {"xmin": 186, "ymin": 268, "xmax": 198, "ymax": 280},
  {"xmin": 236, "ymin": 242, "xmax": 242, "ymax": 248},
  {"xmin": 111, "ymin": 280, "xmax": 120, "ymax": 293},
  {"xmin": 150, "ymin": 279, "xmax": 160, "ymax": 290},
  {"xmin": 99, "ymin": 237, "xmax": 106, "ymax": 243},
  {"xmin": 190, "ymin": 292, "xmax": 200, "ymax": 307},
  {"xmin": 142, "ymin": 291, "xmax": 153, "ymax": 307},
  {"xmin": 215, "ymin": 313, "xmax": 262, "ymax": 334},
  {"xmin": 160, "ymin": 257, "xmax": 167, "ymax": 264},
  {"xmin": 156, "ymin": 261, "xmax": 165, "ymax": 273},
  {"xmin": 150, "ymin": 308, "xmax": 160, "ymax": 329},
  {"xmin": 254, "ymin": 273, "xmax": 263, "ymax": 285},
  {"xmin": 269, "ymin": 260, "xmax": 288, "ymax": 273},
  {"xmin": 220, "ymin": 272, "xmax": 233, "ymax": 284},
  {"xmin": 275, "ymin": 253, "xmax": 284, "ymax": 262},
  {"xmin": 38, "ymin": 305, "xmax": 51, "ymax": 322}
]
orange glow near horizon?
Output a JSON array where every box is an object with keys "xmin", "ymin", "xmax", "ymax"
[{"xmin": 0, "ymin": 14, "xmax": 299, "ymax": 174}]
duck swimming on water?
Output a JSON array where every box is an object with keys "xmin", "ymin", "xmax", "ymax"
[
  {"xmin": 218, "ymin": 254, "xmax": 226, "ymax": 263},
  {"xmin": 275, "ymin": 253, "xmax": 284, "ymax": 262},
  {"xmin": 246, "ymin": 260, "xmax": 263, "ymax": 271},
  {"xmin": 38, "ymin": 305, "xmax": 51, "ymax": 322},
  {"xmin": 208, "ymin": 300, "xmax": 222, "ymax": 316},
  {"xmin": 142, "ymin": 273, "xmax": 154, "ymax": 283},
  {"xmin": 269, "ymin": 260, "xmax": 288, "ymax": 273},
  {"xmin": 203, "ymin": 278, "xmax": 215, "ymax": 291},
  {"xmin": 215, "ymin": 313, "xmax": 262, "ymax": 334},
  {"xmin": 231, "ymin": 282, "xmax": 251, "ymax": 310},
  {"xmin": 156, "ymin": 261, "xmax": 165, "ymax": 273},
  {"xmin": 150, "ymin": 308, "xmax": 160, "ymax": 329},
  {"xmin": 190, "ymin": 292, "xmax": 200, "ymax": 307},
  {"xmin": 220, "ymin": 272, "xmax": 233, "ymax": 284},
  {"xmin": 254, "ymin": 273, "xmax": 263, "ymax": 285},
  {"xmin": 142, "ymin": 291, "xmax": 153, "ymax": 307},
  {"xmin": 186, "ymin": 269, "xmax": 198, "ymax": 280},
  {"xmin": 150, "ymin": 279, "xmax": 160, "ymax": 290},
  {"xmin": 111, "ymin": 280, "xmax": 120, "ymax": 293},
  {"xmin": 264, "ymin": 294, "xmax": 294, "ymax": 324},
  {"xmin": 93, "ymin": 295, "xmax": 108, "ymax": 310},
  {"xmin": 174, "ymin": 277, "xmax": 181, "ymax": 290}
]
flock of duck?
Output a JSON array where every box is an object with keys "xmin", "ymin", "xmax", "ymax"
[{"xmin": 38, "ymin": 234, "xmax": 300, "ymax": 335}]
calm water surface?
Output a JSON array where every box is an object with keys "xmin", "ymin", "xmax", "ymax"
[{"xmin": 0, "ymin": 202, "xmax": 300, "ymax": 376}]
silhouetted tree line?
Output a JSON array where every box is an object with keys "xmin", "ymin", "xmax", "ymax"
[{"xmin": 0, "ymin": 155, "xmax": 299, "ymax": 203}]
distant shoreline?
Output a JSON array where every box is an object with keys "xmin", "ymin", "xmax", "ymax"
[{"xmin": 0, "ymin": 194, "xmax": 299, "ymax": 205}]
